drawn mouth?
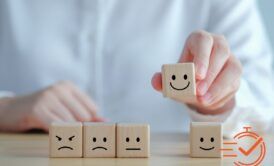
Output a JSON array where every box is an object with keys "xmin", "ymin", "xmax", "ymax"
[
  {"xmin": 126, "ymin": 148, "xmax": 141, "ymax": 150},
  {"xmin": 92, "ymin": 146, "xmax": 108, "ymax": 150},
  {"xmin": 170, "ymin": 81, "xmax": 190, "ymax": 91},
  {"xmin": 199, "ymin": 146, "xmax": 215, "ymax": 151},
  {"xmin": 58, "ymin": 146, "xmax": 73, "ymax": 150}
]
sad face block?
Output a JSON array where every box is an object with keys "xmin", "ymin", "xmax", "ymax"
[
  {"xmin": 190, "ymin": 122, "xmax": 222, "ymax": 158},
  {"xmin": 117, "ymin": 123, "xmax": 150, "ymax": 158},
  {"xmin": 83, "ymin": 122, "xmax": 116, "ymax": 157},
  {"xmin": 162, "ymin": 63, "xmax": 196, "ymax": 102},
  {"xmin": 49, "ymin": 122, "xmax": 82, "ymax": 157}
]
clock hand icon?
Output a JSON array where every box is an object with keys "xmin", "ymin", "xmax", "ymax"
[{"xmin": 238, "ymin": 137, "xmax": 263, "ymax": 156}]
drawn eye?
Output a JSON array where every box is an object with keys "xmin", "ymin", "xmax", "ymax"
[
  {"xmin": 56, "ymin": 135, "xmax": 62, "ymax": 141},
  {"xmin": 200, "ymin": 137, "xmax": 204, "ymax": 142},
  {"xmin": 93, "ymin": 137, "xmax": 96, "ymax": 142},
  {"xmin": 103, "ymin": 137, "xmax": 107, "ymax": 142},
  {"xmin": 136, "ymin": 137, "xmax": 140, "ymax": 142},
  {"xmin": 68, "ymin": 135, "xmax": 75, "ymax": 141},
  {"xmin": 210, "ymin": 137, "xmax": 214, "ymax": 142},
  {"xmin": 183, "ymin": 74, "xmax": 187, "ymax": 80},
  {"xmin": 172, "ymin": 75, "xmax": 176, "ymax": 80},
  {"xmin": 126, "ymin": 137, "xmax": 130, "ymax": 142}
]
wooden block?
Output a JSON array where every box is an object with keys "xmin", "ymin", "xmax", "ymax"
[
  {"xmin": 190, "ymin": 122, "xmax": 222, "ymax": 158},
  {"xmin": 117, "ymin": 123, "xmax": 150, "ymax": 158},
  {"xmin": 162, "ymin": 63, "xmax": 196, "ymax": 102},
  {"xmin": 49, "ymin": 122, "xmax": 82, "ymax": 157},
  {"xmin": 83, "ymin": 122, "xmax": 116, "ymax": 157}
]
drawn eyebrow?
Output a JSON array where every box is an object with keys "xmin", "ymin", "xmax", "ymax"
[
  {"xmin": 56, "ymin": 135, "xmax": 62, "ymax": 141},
  {"xmin": 69, "ymin": 135, "xmax": 75, "ymax": 141}
]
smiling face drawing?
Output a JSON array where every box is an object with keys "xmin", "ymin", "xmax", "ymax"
[
  {"xmin": 162, "ymin": 63, "xmax": 196, "ymax": 102},
  {"xmin": 49, "ymin": 122, "xmax": 82, "ymax": 157},
  {"xmin": 199, "ymin": 137, "xmax": 215, "ymax": 151},
  {"xmin": 190, "ymin": 122, "xmax": 222, "ymax": 158},
  {"xmin": 169, "ymin": 73, "xmax": 190, "ymax": 91},
  {"xmin": 83, "ymin": 123, "xmax": 116, "ymax": 157}
]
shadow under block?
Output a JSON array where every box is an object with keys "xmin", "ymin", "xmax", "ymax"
[
  {"xmin": 162, "ymin": 63, "xmax": 196, "ymax": 102},
  {"xmin": 117, "ymin": 123, "xmax": 150, "ymax": 158},
  {"xmin": 49, "ymin": 122, "xmax": 82, "ymax": 157},
  {"xmin": 190, "ymin": 122, "xmax": 222, "ymax": 158},
  {"xmin": 83, "ymin": 122, "xmax": 116, "ymax": 157}
]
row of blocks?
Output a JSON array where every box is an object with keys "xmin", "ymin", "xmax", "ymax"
[
  {"xmin": 49, "ymin": 122, "xmax": 222, "ymax": 158},
  {"xmin": 49, "ymin": 122, "xmax": 150, "ymax": 158}
]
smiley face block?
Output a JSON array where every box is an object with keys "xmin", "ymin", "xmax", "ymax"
[
  {"xmin": 117, "ymin": 123, "xmax": 150, "ymax": 158},
  {"xmin": 162, "ymin": 63, "xmax": 196, "ymax": 102},
  {"xmin": 190, "ymin": 122, "xmax": 222, "ymax": 158},
  {"xmin": 49, "ymin": 122, "xmax": 82, "ymax": 157},
  {"xmin": 83, "ymin": 122, "xmax": 116, "ymax": 157}
]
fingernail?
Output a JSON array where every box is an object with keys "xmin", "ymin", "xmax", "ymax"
[
  {"xmin": 197, "ymin": 81, "xmax": 208, "ymax": 96},
  {"xmin": 202, "ymin": 93, "xmax": 212, "ymax": 104},
  {"xmin": 196, "ymin": 64, "xmax": 206, "ymax": 80}
]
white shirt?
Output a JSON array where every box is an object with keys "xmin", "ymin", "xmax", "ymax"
[{"xmin": 0, "ymin": 0, "xmax": 273, "ymax": 137}]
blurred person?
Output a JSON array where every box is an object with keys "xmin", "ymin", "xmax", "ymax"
[{"xmin": 0, "ymin": 0, "xmax": 273, "ymax": 137}]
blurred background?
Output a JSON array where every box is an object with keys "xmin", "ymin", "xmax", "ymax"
[{"xmin": 257, "ymin": 0, "xmax": 274, "ymax": 69}]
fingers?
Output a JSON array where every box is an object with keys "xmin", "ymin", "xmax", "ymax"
[
  {"xmin": 180, "ymin": 30, "xmax": 213, "ymax": 80},
  {"xmin": 57, "ymin": 90, "xmax": 92, "ymax": 122},
  {"xmin": 198, "ymin": 55, "xmax": 242, "ymax": 106},
  {"xmin": 48, "ymin": 81, "xmax": 97, "ymax": 122},
  {"xmin": 49, "ymin": 98, "xmax": 77, "ymax": 122},
  {"xmin": 196, "ymin": 35, "xmax": 230, "ymax": 96},
  {"xmin": 151, "ymin": 72, "xmax": 162, "ymax": 91},
  {"xmin": 70, "ymin": 85, "xmax": 100, "ymax": 118},
  {"xmin": 207, "ymin": 92, "xmax": 236, "ymax": 111},
  {"xmin": 52, "ymin": 81, "xmax": 103, "ymax": 122},
  {"xmin": 35, "ymin": 107, "xmax": 63, "ymax": 132}
]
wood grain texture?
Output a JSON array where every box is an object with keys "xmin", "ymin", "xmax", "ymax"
[
  {"xmin": 117, "ymin": 123, "xmax": 150, "ymax": 158},
  {"xmin": 190, "ymin": 122, "xmax": 222, "ymax": 158},
  {"xmin": 0, "ymin": 132, "xmax": 273, "ymax": 165},
  {"xmin": 49, "ymin": 122, "xmax": 82, "ymax": 157},
  {"xmin": 162, "ymin": 63, "xmax": 196, "ymax": 102},
  {"xmin": 83, "ymin": 122, "xmax": 116, "ymax": 157}
]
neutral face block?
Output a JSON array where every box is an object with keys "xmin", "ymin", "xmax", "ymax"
[
  {"xmin": 190, "ymin": 122, "xmax": 222, "ymax": 158},
  {"xmin": 162, "ymin": 63, "xmax": 196, "ymax": 102},
  {"xmin": 83, "ymin": 122, "xmax": 116, "ymax": 157},
  {"xmin": 49, "ymin": 122, "xmax": 82, "ymax": 157},
  {"xmin": 117, "ymin": 123, "xmax": 150, "ymax": 158}
]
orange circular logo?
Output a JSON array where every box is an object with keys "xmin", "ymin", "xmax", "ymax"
[{"xmin": 222, "ymin": 127, "xmax": 266, "ymax": 166}]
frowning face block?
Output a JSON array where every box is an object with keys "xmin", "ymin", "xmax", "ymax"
[
  {"xmin": 83, "ymin": 123, "xmax": 116, "ymax": 157},
  {"xmin": 117, "ymin": 123, "xmax": 150, "ymax": 157},
  {"xmin": 49, "ymin": 122, "xmax": 82, "ymax": 157},
  {"xmin": 162, "ymin": 63, "xmax": 196, "ymax": 102}
]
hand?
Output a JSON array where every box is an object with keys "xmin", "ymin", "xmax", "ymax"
[
  {"xmin": 152, "ymin": 30, "xmax": 243, "ymax": 115},
  {"xmin": 0, "ymin": 81, "xmax": 106, "ymax": 132}
]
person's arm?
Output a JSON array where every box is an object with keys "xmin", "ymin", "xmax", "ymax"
[
  {"xmin": 151, "ymin": 0, "xmax": 274, "ymax": 137},
  {"xmin": 0, "ymin": 81, "xmax": 106, "ymax": 132},
  {"xmin": 204, "ymin": 0, "xmax": 274, "ymax": 137}
]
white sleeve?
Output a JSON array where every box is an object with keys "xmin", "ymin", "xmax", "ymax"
[{"xmin": 188, "ymin": 0, "xmax": 274, "ymax": 138}]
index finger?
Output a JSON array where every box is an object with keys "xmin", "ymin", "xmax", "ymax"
[{"xmin": 179, "ymin": 30, "xmax": 213, "ymax": 80}]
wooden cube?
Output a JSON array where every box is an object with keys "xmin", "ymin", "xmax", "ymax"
[
  {"xmin": 83, "ymin": 122, "xmax": 116, "ymax": 157},
  {"xmin": 190, "ymin": 122, "xmax": 222, "ymax": 158},
  {"xmin": 49, "ymin": 122, "xmax": 82, "ymax": 157},
  {"xmin": 162, "ymin": 63, "xmax": 196, "ymax": 102},
  {"xmin": 117, "ymin": 123, "xmax": 150, "ymax": 158}
]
